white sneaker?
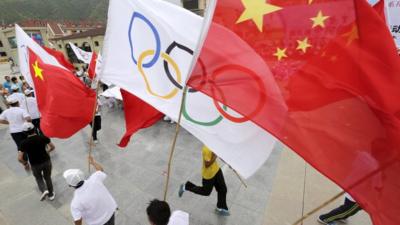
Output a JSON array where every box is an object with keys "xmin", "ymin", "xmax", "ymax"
[
  {"xmin": 48, "ymin": 192, "xmax": 56, "ymax": 201},
  {"xmin": 40, "ymin": 190, "xmax": 49, "ymax": 201},
  {"xmin": 93, "ymin": 140, "xmax": 99, "ymax": 144}
]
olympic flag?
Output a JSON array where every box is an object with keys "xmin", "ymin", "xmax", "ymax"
[{"xmin": 100, "ymin": 0, "xmax": 278, "ymax": 178}]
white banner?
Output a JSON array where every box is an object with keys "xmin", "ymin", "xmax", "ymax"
[{"xmin": 69, "ymin": 42, "xmax": 93, "ymax": 64}]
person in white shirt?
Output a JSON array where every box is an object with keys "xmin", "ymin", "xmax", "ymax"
[
  {"xmin": 24, "ymin": 89, "xmax": 42, "ymax": 135},
  {"xmin": 8, "ymin": 85, "xmax": 27, "ymax": 111},
  {"xmin": 63, "ymin": 156, "xmax": 117, "ymax": 225},
  {"xmin": 146, "ymin": 199, "xmax": 189, "ymax": 225},
  {"xmin": 0, "ymin": 96, "xmax": 31, "ymax": 156}
]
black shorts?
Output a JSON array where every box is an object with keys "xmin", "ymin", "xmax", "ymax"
[
  {"xmin": 10, "ymin": 132, "xmax": 27, "ymax": 150},
  {"xmin": 90, "ymin": 115, "xmax": 102, "ymax": 131}
]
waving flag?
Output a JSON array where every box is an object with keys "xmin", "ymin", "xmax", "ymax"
[
  {"xmin": 28, "ymin": 49, "xmax": 96, "ymax": 138},
  {"xmin": 100, "ymin": 0, "xmax": 279, "ymax": 177},
  {"xmin": 69, "ymin": 42, "xmax": 93, "ymax": 64},
  {"xmin": 43, "ymin": 46, "xmax": 75, "ymax": 72},
  {"xmin": 189, "ymin": 0, "xmax": 400, "ymax": 225},
  {"xmin": 88, "ymin": 51, "xmax": 99, "ymax": 79},
  {"xmin": 16, "ymin": 25, "xmax": 65, "ymax": 87}
]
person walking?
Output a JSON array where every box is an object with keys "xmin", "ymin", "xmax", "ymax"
[
  {"xmin": 318, "ymin": 193, "xmax": 362, "ymax": 225},
  {"xmin": 18, "ymin": 122, "xmax": 55, "ymax": 201},
  {"xmin": 90, "ymin": 99, "xmax": 102, "ymax": 144},
  {"xmin": 178, "ymin": 146, "xmax": 230, "ymax": 216},
  {"xmin": 63, "ymin": 156, "xmax": 117, "ymax": 225},
  {"xmin": 146, "ymin": 199, "xmax": 189, "ymax": 225},
  {"xmin": 0, "ymin": 96, "xmax": 31, "ymax": 154},
  {"xmin": 8, "ymin": 85, "xmax": 27, "ymax": 111}
]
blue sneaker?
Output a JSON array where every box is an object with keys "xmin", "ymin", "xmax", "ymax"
[
  {"xmin": 178, "ymin": 184, "xmax": 185, "ymax": 198},
  {"xmin": 215, "ymin": 208, "xmax": 230, "ymax": 216}
]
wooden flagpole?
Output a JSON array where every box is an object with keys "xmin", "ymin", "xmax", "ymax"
[
  {"xmin": 163, "ymin": 86, "xmax": 188, "ymax": 201},
  {"xmin": 292, "ymin": 191, "xmax": 346, "ymax": 225},
  {"xmin": 88, "ymin": 80, "xmax": 101, "ymax": 173}
]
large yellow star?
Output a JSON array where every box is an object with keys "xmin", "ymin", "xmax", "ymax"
[
  {"xmin": 296, "ymin": 37, "xmax": 312, "ymax": 53},
  {"xmin": 236, "ymin": 0, "xmax": 282, "ymax": 32},
  {"xmin": 311, "ymin": 10, "xmax": 329, "ymax": 28},
  {"xmin": 32, "ymin": 61, "xmax": 44, "ymax": 81},
  {"xmin": 342, "ymin": 24, "xmax": 359, "ymax": 46},
  {"xmin": 273, "ymin": 47, "xmax": 287, "ymax": 61}
]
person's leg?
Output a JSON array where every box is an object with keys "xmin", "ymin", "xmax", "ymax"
[
  {"xmin": 185, "ymin": 177, "xmax": 214, "ymax": 196},
  {"xmin": 319, "ymin": 197, "xmax": 362, "ymax": 224},
  {"xmin": 11, "ymin": 132, "xmax": 28, "ymax": 161},
  {"xmin": 103, "ymin": 213, "xmax": 115, "ymax": 225},
  {"xmin": 92, "ymin": 127, "xmax": 98, "ymax": 141},
  {"xmin": 42, "ymin": 161, "xmax": 54, "ymax": 195},
  {"xmin": 213, "ymin": 170, "xmax": 228, "ymax": 210},
  {"xmin": 31, "ymin": 164, "xmax": 46, "ymax": 193}
]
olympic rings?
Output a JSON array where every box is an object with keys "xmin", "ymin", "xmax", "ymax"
[
  {"xmin": 138, "ymin": 50, "xmax": 181, "ymax": 100},
  {"xmin": 128, "ymin": 11, "xmax": 267, "ymax": 126},
  {"xmin": 210, "ymin": 64, "xmax": 266, "ymax": 123},
  {"xmin": 129, "ymin": 12, "xmax": 161, "ymax": 68}
]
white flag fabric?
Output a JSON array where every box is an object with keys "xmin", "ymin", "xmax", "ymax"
[
  {"xmin": 100, "ymin": 0, "xmax": 277, "ymax": 178},
  {"xmin": 385, "ymin": 0, "xmax": 400, "ymax": 48},
  {"xmin": 16, "ymin": 25, "xmax": 64, "ymax": 87},
  {"xmin": 69, "ymin": 42, "xmax": 93, "ymax": 64}
]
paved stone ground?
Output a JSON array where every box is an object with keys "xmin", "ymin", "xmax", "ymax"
[{"xmin": 0, "ymin": 104, "xmax": 282, "ymax": 225}]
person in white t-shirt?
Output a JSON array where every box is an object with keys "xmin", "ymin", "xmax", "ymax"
[
  {"xmin": 8, "ymin": 86, "xmax": 27, "ymax": 111},
  {"xmin": 63, "ymin": 156, "xmax": 117, "ymax": 225},
  {"xmin": 146, "ymin": 199, "xmax": 189, "ymax": 225},
  {"xmin": 0, "ymin": 96, "xmax": 31, "ymax": 157},
  {"xmin": 24, "ymin": 89, "xmax": 42, "ymax": 135}
]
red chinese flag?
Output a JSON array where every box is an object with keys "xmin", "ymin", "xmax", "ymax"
[
  {"xmin": 189, "ymin": 0, "xmax": 400, "ymax": 224},
  {"xmin": 88, "ymin": 52, "xmax": 97, "ymax": 80},
  {"xmin": 118, "ymin": 89, "xmax": 163, "ymax": 148},
  {"xmin": 28, "ymin": 48, "xmax": 96, "ymax": 138},
  {"xmin": 43, "ymin": 46, "xmax": 75, "ymax": 72}
]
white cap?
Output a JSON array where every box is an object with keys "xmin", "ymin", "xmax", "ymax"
[
  {"xmin": 6, "ymin": 96, "xmax": 18, "ymax": 104},
  {"xmin": 22, "ymin": 122, "xmax": 35, "ymax": 131},
  {"xmin": 63, "ymin": 169, "xmax": 85, "ymax": 187},
  {"xmin": 24, "ymin": 89, "xmax": 34, "ymax": 95}
]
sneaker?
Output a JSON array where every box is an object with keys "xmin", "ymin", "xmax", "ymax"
[
  {"xmin": 178, "ymin": 184, "xmax": 185, "ymax": 198},
  {"xmin": 318, "ymin": 217, "xmax": 337, "ymax": 225},
  {"xmin": 93, "ymin": 140, "xmax": 99, "ymax": 144},
  {"xmin": 215, "ymin": 208, "xmax": 230, "ymax": 216},
  {"xmin": 48, "ymin": 192, "xmax": 56, "ymax": 201},
  {"xmin": 40, "ymin": 190, "xmax": 49, "ymax": 201},
  {"xmin": 338, "ymin": 219, "xmax": 347, "ymax": 224}
]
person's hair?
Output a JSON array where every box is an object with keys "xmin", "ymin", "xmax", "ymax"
[
  {"xmin": 11, "ymin": 77, "xmax": 17, "ymax": 82},
  {"xmin": 19, "ymin": 76, "xmax": 24, "ymax": 81},
  {"xmin": 146, "ymin": 199, "xmax": 171, "ymax": 225},
  {"xmin": 9, "ymin": 102, "xmax": 19, "ymax": 107},
  {"xmin": 74, "ymin": 181, "xmax": 85, "ymax": 189},
  {"xmin": 4, "ymin": 75, "xmax": 10, "ymax": 79}
]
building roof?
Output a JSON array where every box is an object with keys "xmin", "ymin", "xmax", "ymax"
[
  {"xmin": 50, "ymin": 27, "xmax": 106, "ymax": 41},
  {"xmin": 1, "ymin": 19, "xmax": 104, "ymax": 30},
  {"xmin": 47, "ymin": 22, "xmax": 64, "ymax": 36}
]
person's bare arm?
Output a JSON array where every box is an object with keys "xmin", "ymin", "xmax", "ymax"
[
  {"xmin": 46, "ymin": 142, "xmax": 55, "ymax": 153},
  {"xmin": 89, "ymin": 156, "xmax": 104, "ymax": 171},
  {"xmin": 0, "ymin": 119, "xmax": 9, "ymax": 124},
  {"xmin": 74, "ymin": 219, "xmax": 82, "ymax": 225},
  {"xmin": 17, "ymin": 151, "xmax": 27, "ymax": 164},
  {"xmin": 204, "ymin": 152, "xmax": 217, "ymax": 168}
]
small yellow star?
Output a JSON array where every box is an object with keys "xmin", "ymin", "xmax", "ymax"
[
  {"xmin": 273, "ymin": 47, "xmax": 287, "ymax": 61},
  {"xmin": 311, "ymin": 10, "xmax": 329, "ymax": 28},
  {"xmin": 342, "ymin": 24, "xmax": 359, "ymax": 46},
  {"xmin": 236, "ymin": 0, "xmax": 282, "ymax": 32},
  {"xmin": 296, "ymin": 38, "xmax": 312, "ymax": 53},
  {"xmin": 32, "ymin": 61, "xmax": 44, "ymax": 81}
]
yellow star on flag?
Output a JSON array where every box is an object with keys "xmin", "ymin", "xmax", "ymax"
[
  {"xmin": 296, "ymin": 37, "xmax": 312, "ymax": 53},
  {"xmin": 273, "ymin": 47, "xmax": 287, "ymax": 61},
  {"xmin": 311, "ymin": 10, "xmax": 329, "ymax": 28},
  {"xmin": 236, "ymin": 0, "xmax": 282, "ymax": 32},
  {"xmin": 342, "ymin": 24, "xmax": 359, "ymax": 46},
  {"xmin": 32, "ymin": 60, "xmax": 44, "ymax": 81}
]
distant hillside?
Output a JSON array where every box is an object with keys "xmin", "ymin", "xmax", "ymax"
[{"xmin": 0, "ymin": 0, "xmax": 109, "ymax": 24}]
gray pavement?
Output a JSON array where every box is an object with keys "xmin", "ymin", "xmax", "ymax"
[{"xmin": 0, "ymin": 105, "xmax": 282, "ymax": 225}]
